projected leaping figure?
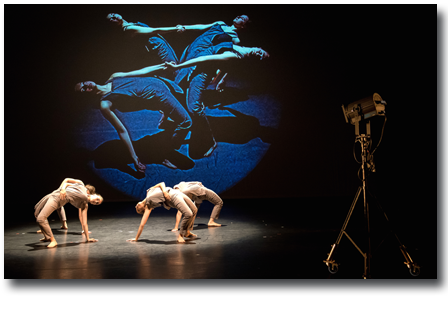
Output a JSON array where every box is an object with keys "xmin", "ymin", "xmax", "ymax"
[
  {"xmin": 75, "ymin": 68, "xmax": 192, "ymax": 172},
  {"xmin": 106, "ymin": 13, "xmax": 248, "ymax": 79},
  {"xmin": 177, "ymin": 15, "xmax": 249, "ymax": 61},
  {"xmin": 107, "ymin": 12, "xmax": 181, "ymax": 71},
  {"xmin": 172, "ymin": 16, "xmax": 250, "ymax": 96},
  {"xmin": 173, "ymin": 42, "xmax": 269, "ymax": 157}
]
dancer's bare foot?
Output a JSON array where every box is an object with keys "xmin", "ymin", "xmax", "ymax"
[
  {"xmin": 60, "ymin": 222, "xmax": 68, "ymax": 230},
  {"xmin": 203, "ymin": 141, "xmax": 217, "ymax": 157},
  {"xmin": 185, "ymin": 232, "xmax": 197, "ymax": 238},
  {"xmin": 40, "ymin": 237, "xmax": 50, "ymax": 242},
  {"xmin": 208, "ymin": 218, "xmax": 222, "ymax": 227},
  {"xmin": 135, "ymin": 159, "xmax": 146, "ymax": 173},
  {"xmin": 177, "ymin": 235, "xmax": 185, "ymax": 243},
  {"xmin": 82, "ymin": 230, "xmax": 92, "ymax": 234},
  {"xmin": 162, "ymin": 159, "xmax": 178, "ymax": 169},
  {"xmin": 37, "ymin": 229, "xmax": 42, "ymax": 233},
  {"xmin": 47, "ymin": 240, "xmax": 58, "ymax": 248},
  {"xmin": 171, "ymin": 228, "xmax": 179, "ymax": 232}
]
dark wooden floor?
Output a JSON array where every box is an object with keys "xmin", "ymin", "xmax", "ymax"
[{"xmin": 4, "ymin": 198, "xmax": 435, "ymax": 279}]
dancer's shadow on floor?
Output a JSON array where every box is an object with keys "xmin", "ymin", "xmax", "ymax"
[
  {"xmin": 91, "ymin": 131, "xmax": 195, "ymax": 178},
  {"xmin": 51, "ymin": 230, "xmax": 83, "ymax": 236},
  {"xmin": 193, "ymin": 224, "xmax": 227, "ymax": 230},
  {"xmin": 135, "ymin": 239, "xmax": 197, "ymax": 245},
  {"xmin": 30, "ymin": 230, "xmax": 87, "ymax": 236},
  {"xmin": 25, "ymin": 242, "xmax": 82, "ymax": 251},
  {"xmin": 84, "ymin": 99, "xmax": 277, "ymax": 176},
  {"xmin": 191, "ymin": 224, "xmax": 214, "ymax": 231}
]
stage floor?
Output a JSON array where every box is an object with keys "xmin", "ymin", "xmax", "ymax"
[{"xmin": 4, "ymin": 198, "xmax": 431, "ymax": 279}]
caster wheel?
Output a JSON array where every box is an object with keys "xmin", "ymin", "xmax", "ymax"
[
  {"xmin": 409, "ymin": 266, "xmax": 420, "ymax": 277},
  {"xmin": 328, "ymin": 263, "xmax": 339, "ymax": 274}
]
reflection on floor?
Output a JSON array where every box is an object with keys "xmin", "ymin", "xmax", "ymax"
[{"xmin": 4, "ymin": 198, "xmax": 430, "ymax": 279}]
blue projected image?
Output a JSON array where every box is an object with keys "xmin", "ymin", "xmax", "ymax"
[{"xmin": 73, "ymin": 12, "xmax": 280, "ymax": 200}]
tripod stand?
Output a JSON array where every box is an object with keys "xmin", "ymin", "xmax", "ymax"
[{"xmin": 323, "ymin": 119, "xmax": 420, "ymax": 278}]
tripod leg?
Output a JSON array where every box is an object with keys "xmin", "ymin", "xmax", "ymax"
[
  {"xmin": 324, "ymin": 187, "xmax": 362, "ymax": 273},
  {"xmin": 367, "ymin": 187, "xmax": 389, "ymax": 222},
  {"xmin": 368, "ymin": 188, "xmax": 421, "ymax": 276},
  {"xmin": 324, "ymin": 244, "xmax": 339, "ymax": 274},
  {"xmin": 399, "ymin": 245, "xmax": 421, "ymax": 276},
  {"xmin": 362, "ymin": 250, "xmax": 369, "ymax": 279},
  {"xmin": 336, "ymin": 187, "xmax": 362, "ymax": 243}
]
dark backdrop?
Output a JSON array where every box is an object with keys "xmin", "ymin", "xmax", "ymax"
[{"xmin": 4, "ymin": 3, "xmax": 436, "ymax": 257}]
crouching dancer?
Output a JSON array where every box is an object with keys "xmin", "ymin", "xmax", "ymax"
[
  {"xmin": 171, "ymin": 181, "xmax": 223, "ymax": 232},
  {"xmin": 130, "ymin": 182, "xmax": 197, "ymax": 243},
  {"xmin": 34, "ymin": 178, "xmax": 103, "ymax": 248},
  {"xmin": 36, "ymin": 181, "xmax": 96, "ymax": 234}
]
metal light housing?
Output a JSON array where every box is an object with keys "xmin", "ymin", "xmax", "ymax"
[{"xmin": 342, "ymin": 93, "xmax": 386, "ymax": 125}]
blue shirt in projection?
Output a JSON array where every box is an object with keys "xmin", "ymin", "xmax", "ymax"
[
  {"xmin": 101, "ymin": 76, "xmax": 183, "ymax": 112},
  {"xmin": 179, "ymin": 24, "xmax": 234, "ymax": 63}
]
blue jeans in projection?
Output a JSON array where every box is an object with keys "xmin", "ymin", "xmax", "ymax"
[
  {"xmin": 146, "ymin": 36, "xmax": 180, "ymax": 79},
  {"xmin": 185, "ymin": 72, "xmax": 216, "ymax": 158},
  {"xmin": 142, "ymin": 78, "xmax": 192, "ymax": 149},
  {"xmin": 187, "ymin": 72, "xmax": 209, "ymax": 116}
]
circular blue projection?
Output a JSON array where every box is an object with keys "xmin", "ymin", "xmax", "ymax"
[{"xmin": 74, "ymin": 77, "xmax": 280, "ymax": 200}]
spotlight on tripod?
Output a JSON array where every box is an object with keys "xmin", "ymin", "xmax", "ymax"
[
  {"xmin": 323, "ymin": 93, "xmax": 420, "ymax": 278},
  {"xmin": 342, "ymin": 93, "xmax": 386, "ymax": 126}
]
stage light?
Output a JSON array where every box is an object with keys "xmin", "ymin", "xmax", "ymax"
[
  {"xmin": 324, "ymin": 93, "xmax": 421, "ymax": 278},
  {"xmin": 341, "ymin": 93, "xmax": 386, "ymax": 125}
]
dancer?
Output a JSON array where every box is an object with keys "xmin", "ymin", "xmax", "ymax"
[
  {"xmin": 170, "ymin": 43, "xmax": 269, "ymax": 157},
  {"xmin": 107, "ymin": 12, "xmax": 183, "ymax": 76},
  {"xmin": 168, "ymin": 42, "xmax": 270, "ymax": 97},
  {"xmin": 34, "ymin": 178, "xmax": 103, "ymax": 248},
  {"xmin": 171, "ymin": 181, "xmax": 223, "ymax": 232},
  {"xmin": 75, "ymin": 71, "xmax": 191, "ymax": 171},
  {"xmin": 36, "ymin": 182, "xmax": 96, "ymax": 234},
  {"xmin": 107, "ymin": 13, "xmax": 248, "ymax": 58},
  {"xmin": 130, "ymin": 182, "xmax": 197, "ymax": 243},
  {"xmin": 106, "ymin": 13, "xmax": 245, "ymax": 76},
  {"xmin": 177, "ymin": 15, "xmax": 249, "ymax": 62},
  {"xmin": 176, "ymin": 15, "xmax": 250, "ymax": 91}
]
